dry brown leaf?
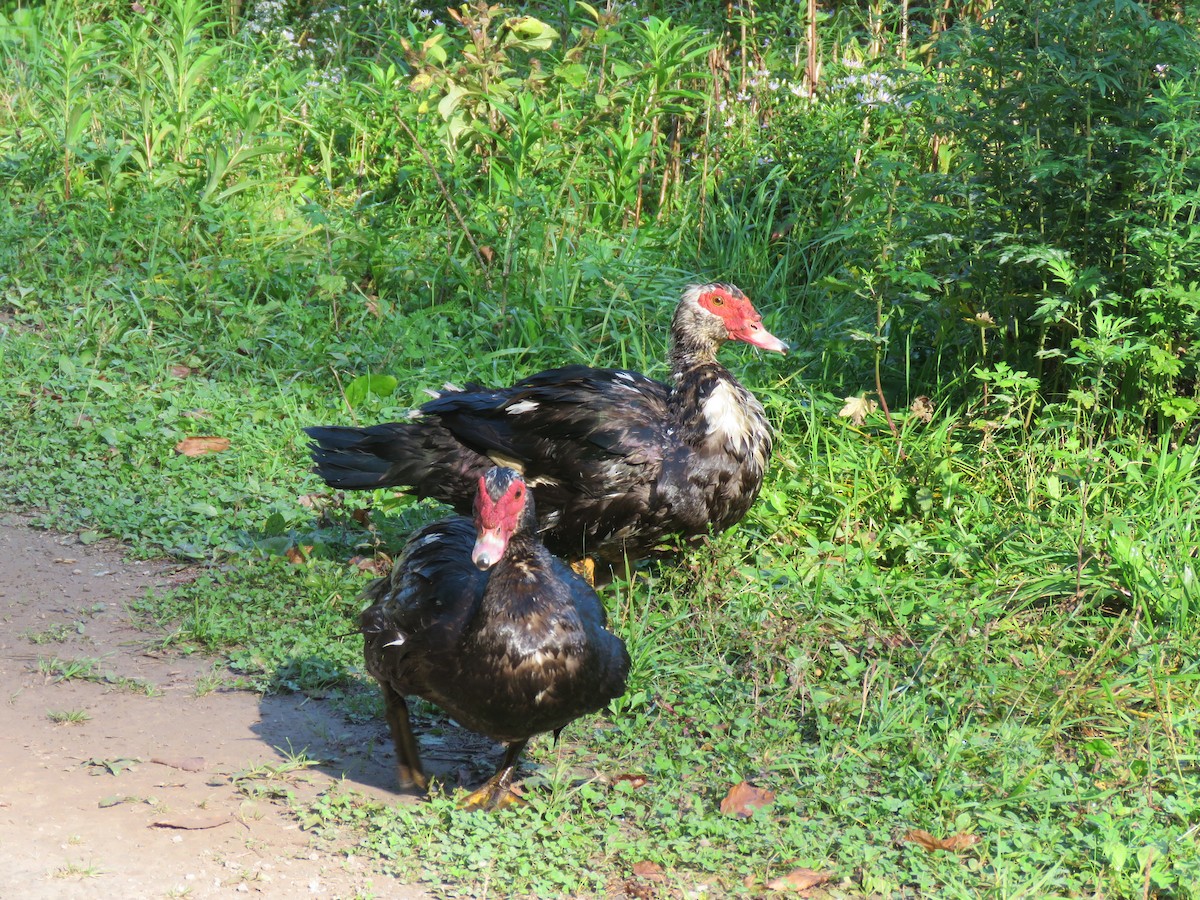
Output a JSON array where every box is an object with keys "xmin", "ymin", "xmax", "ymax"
[
  {"xmin": 174, "ymin": 436, "xmax": 230, "ymax": 456},
  {"xmin": 478, "ymin": 245, "xmax": 496, "ymax": 265},
  {"xmin": 631, "ymin": 861, "xmax": 664, "ymax": 879},
  {"xmin": 614, "ymin": 773, "xmax": 649, "ymax": 789},
  {"xmin": 719, "ymin": 780, "xmax": 775, "ymax": 818},
  {"xmin": 150, "ymin": 813, "xmax": 230, "ymax": 830},
  {"xmin": 910, "ymin": 395, "xmax": 934, "ymax": 423},
  {"xmin": 351, "ymin": 508, "xmax": 372, "ymax": 526},
  {"xmin": 285, "ymin": 545, "xmax": 311, "ymax": 565},
  {"xmin": 765, "ymin": 867, "xmax": 833, "ymax": 891},
  {"xmin": 623, "ymin": 879, "xmax": 657, "ymax": 900},
  {"xmin": 151, "ymin": 756, "xmax": 205, "ymax": 773},
  {"xmin": 838, "ymin": 395, "xmax": 878, "ymax": 426},
  {"xmin": 348, "ymin": 554, "xmax": 390, "ymax": 576},
  {"xmin": 902, "ymin": 829, "xmax": 980, "ymax": 853},
  {"xmin": 168, "ymin": 364, "xmax": 193, "ymax": 378},
  {"xmin": 181, "ymin": 409, "xmax": 211, "ymax": 419}
]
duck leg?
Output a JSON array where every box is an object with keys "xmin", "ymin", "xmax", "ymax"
[
  {"xmin": 460, "ymin": 739, "xmax": 529, "ymax": 811},
  {"xmin": 382, "ymin": 684, "xmax": 428, "ymax": 793}
]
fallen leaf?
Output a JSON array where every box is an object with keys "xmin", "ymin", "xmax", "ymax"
[
  {"xmin": 181, "ymin": 409, "xmax": 211, "ymax": 419},
  {"xmin": 99, "ymin": 795, "xmax": 141, "ymax": 809},
  {"xmin": 719, "ymin": 780, "xmax": 775, "ymax": 818},
  {"xmin": 765, "ymin": 867, "xmax": 833, "ymax": 891},
  {"xmin": 902, "ymin": 829, "xmax": 980, "ymax": 853},
  {"xmin": 910, "ymin": 395, "xmax": 934, "ymax": 423},
  {"xmin": 150, "ymin": 813, "xmax": 231, "ymax": 830},
  {"xmin": 614, "ymin": 773, "xmax": 649, "ymax": 789},
  {"xmin": 351, "ymin": 507, "xmax": 371, "ymax": 526},
  {"xmin": 168, "ymin": 364, "xmax": 193, "ymax": 378},
  {"xmin": 348, "ymin": 555, "xmax": 390, "ymax": 576},
  {"xmin": 285, "ymin": 545, "xmax": 311, "ymax": 565},
  {"xmin": 623, "ymin": 879, "xmax": 656, "ymax": 900},
  {"xmin": 838, "ymin": 395, "xmax": 878, "ymax": 426},
  {"xmin": 83, "ymin": 757, "xmax": 141, "ymax": 776},
  {"xmin": 631, "ymin": 861, "xmax": 664, "ymax": 878},
  {"xmin": 151, "ymin": 756, "xmax": 206, "ymax": 773},
  {"xmin": 174, "ymin": 436, "xmax": 230, "ymax": 456}
]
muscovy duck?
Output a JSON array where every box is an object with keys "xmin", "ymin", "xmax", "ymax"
[
  {"xmin": 360, "ymin": 466, "xmax": 630, "ymax": 810},
  {"xmin": 307, "ymin": 282, "xmax": 787, "ymax": 568}
]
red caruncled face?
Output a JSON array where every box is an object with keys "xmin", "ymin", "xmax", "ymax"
[
  {"xmin": 471, "ymin": 471, "xmax": 527, "ymax": 570},
  {"xmin": 696, "ymin": 285, "xmax": 788, "ymax": 353}
]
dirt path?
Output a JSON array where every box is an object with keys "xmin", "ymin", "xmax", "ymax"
[{"xmin": 0, "ymin": 514, "xmax": 429, "ymax": 899}]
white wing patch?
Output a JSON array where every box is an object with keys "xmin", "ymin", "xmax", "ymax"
[
  {"xmin": 612, "ymin": 371, "xmax": 641, "ymax": 393},
  {"xmin": 506, "ymin": 400, "xmax": 539, "ymax": 415},
  {"xmin": 487, "ymin": 452, "xmax": 526, "ymax": 474},
  {"xmin": 703, "ymin": 380, "xmax": 754, "ymax": 450},
  {"xmin": 384, "ymin": 635, "xmax": 407, "ymax": 648}
]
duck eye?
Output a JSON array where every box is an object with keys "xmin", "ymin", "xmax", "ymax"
[{"xmin": 712, "ymin": 295, "xmax": 725, "ymax": 306}]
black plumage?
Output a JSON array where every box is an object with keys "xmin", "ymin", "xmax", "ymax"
[
  {"xmin": 307, "ymin": 283, "xmax": 787, "ymax": 567},
  {"xmin": 360, "ymin": 467, "xmax": 630, "ymax": 809}
]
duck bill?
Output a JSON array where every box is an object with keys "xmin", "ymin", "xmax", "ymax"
[
  {"xmin": 471, "ymin": 527, "xmax": 508, "ymax": 571},
  {"xmin": 734, "ymin": 321, "xmax": 789, "ymax": 353}
]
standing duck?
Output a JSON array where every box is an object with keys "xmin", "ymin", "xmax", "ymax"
[
  {"xmin": 360, "ymin": 466, "xmax": 630, "ymax": 810},
  {"xmin": 307, "ymin": 283, "xmax": 787, "ymax": 569}
]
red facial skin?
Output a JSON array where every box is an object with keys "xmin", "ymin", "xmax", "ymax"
[
  {"xmin": 697, "ymin": 286, "xmax": 788, "ymax": 354},
  {"xmin": 471, "ymin": 475, "xmax": 527, "ymax": 570}
]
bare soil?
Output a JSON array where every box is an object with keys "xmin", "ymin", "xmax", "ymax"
[{"xmin": 0, "ymin": 514, "xmax": 431, "ymax": 899}]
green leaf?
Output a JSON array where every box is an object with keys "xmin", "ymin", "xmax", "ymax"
[
  {"xmin": 263, "ymin": 512, "xmax": 287, "ymax": 537},
  {"xmin": 504, "ymin": 16, "xmax": 557, "ymax": 51},
  {"xmin": 557, "ymin": 62, "xmax": 588, "ymax": 89},
  {"xmin": 438, "ymin": 82, "xmax": 470, "ymax": 120},
  {"xmin": 344, "ymin": 374, "xmax": 399, "ymax": 409}
]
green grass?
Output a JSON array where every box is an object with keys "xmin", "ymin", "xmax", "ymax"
[
  {"xmin": 3, "ymin": 0, "xmax": 1200, "ymax": 896},
  {"xmin": 47, "ymin": 709, "xmax": 92, "ymax": 725},
  {"xmin": 37, "ymin": 655, "xmax": 161, "ymax": 696}
]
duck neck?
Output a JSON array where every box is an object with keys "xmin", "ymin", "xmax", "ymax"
[{"xmin": 668, "ymin": 312, "xmax": 722, "ymax": 379}]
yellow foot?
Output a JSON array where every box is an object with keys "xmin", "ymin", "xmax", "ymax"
[
  {"xmin": 459, "ymin": 779, "xmax": 525, "ymax": 812},
  {"xmin": 397, "ymin": 765, "xmax": 429, "ymax": 794}
]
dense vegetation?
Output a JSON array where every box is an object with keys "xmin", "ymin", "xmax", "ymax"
[{"xmin": 2, "ymin": 0, "xmax": 1199, "ymax": 896}]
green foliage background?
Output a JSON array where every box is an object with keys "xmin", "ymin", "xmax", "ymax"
[{"xmin": 2, "ymin": 0, "xmax": 1200, "ymax": 896}]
